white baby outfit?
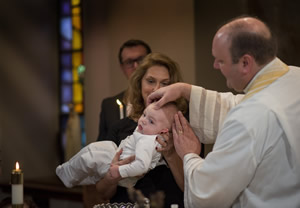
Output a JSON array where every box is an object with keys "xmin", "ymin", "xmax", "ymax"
[{"xmin": 56, "ymin": 130, "xmax": 162, "ymax": 188}]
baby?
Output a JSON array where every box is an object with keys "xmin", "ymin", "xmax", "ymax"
[{"xmin": 56, "ymin": 102, "xmax": 178, "ymax": 188}]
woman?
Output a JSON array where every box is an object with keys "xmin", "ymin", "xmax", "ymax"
[{"xmin": 96, "ymin": 52, "xmax": 186, "ymax": 207}]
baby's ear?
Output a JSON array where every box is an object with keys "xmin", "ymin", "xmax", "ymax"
[{"xmin": 160, "ymin": 128, "xmax": 169, "ymax": 134}]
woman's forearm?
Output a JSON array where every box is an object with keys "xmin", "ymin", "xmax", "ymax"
[
  {"xmin": 95, "ymin": 148, "xmax": 135, "ymax": 201},
  {"xmin": 164, "ymin": 152, "xmax": 184, "ymax": 191},
  {"xmin": 96, "ymin": 173, "xmax": 119, "ymax": 201}
]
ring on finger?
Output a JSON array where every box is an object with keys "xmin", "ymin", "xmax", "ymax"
[{"xmin": 178, "ymin": 129, "xmax": 183, "ymax": 134}]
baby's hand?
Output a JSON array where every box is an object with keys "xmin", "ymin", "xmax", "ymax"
[{"xmin": 109, "ymin": 164, "xmax": 121, "ymax": 179}]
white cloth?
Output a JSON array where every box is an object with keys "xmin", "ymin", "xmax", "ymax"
[
  {"xmin": 56, "ymin": 131, "xmax": 162, "ymax": 188},
  {"xmin": 189, "ymin": 85, "xmax": 243, "ymax": 143},
  {"xmin": 184, "ymin": 59, "xmax": 300, "ymax": 208},
  {"xmin": 118, "ymin": 131, "xmax": 162, "ymax": 176}
]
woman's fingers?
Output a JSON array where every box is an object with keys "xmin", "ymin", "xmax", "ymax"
[
  {"xmin": 118, "ymin": 155, "xmax": 135, "ymax": 165},
  {"xmin": 112, "ymin": 148, "xmax": 123, "ymax": 163},
  {"xmin": 156, "ymin": 134, "xmax": 166, "ymax": 144},
  {"xmin": 111, "ymin": 148, "xmax": 135, "ymax": 166}
]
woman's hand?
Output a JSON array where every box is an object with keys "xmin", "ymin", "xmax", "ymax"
[
  {"xmin": 95, "ymin": 149, "xmax": 135, "ymax": 200},
  {"xmin": 107, "ymin": 148, "xmax": 135, "ymax": 181},
  {"xmin": 156, "ymin": 132, "xmax": 176, "ymax": 160},
  {"xmin": 109, "ymin": 163, "xmax": 121, "ymax": 180},
  {"xmin": 156, "ymin": 131, "xmax": 185, "ymax": 191}
]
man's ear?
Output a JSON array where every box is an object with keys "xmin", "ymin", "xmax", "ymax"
[
  {"xmin": 241, "ymin": 54, "xmax": 253, "ymax": 74},
  {"xmin": 160, "ymin": 128, "xmax": 169, "ymax": 134}
]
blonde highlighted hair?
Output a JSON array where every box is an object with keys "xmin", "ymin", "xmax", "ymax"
[{"xmin": 124, "ymin": 52, "xmax": 187, "ymax": 120}]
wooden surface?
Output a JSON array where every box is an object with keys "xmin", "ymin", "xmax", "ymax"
[
  {"xmin": 0, "ymin": 177, "xmax": 111, "ymax": 208},
  {"xmin": 0, "ymin": 176, "xmax": 82, "ymax": 202}
]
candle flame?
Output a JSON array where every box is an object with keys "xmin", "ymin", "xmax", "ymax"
[
  {"xmin": 16, "ymin": 162, "xmax": 20, "ymax": 170},
  {"xmin": 116, "ymin": 99, "xmax": 123, "ymax": 107}
]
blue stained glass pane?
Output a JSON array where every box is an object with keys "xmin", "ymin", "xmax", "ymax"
[
  {"xmin": 81, "ymin": 131, "xmax": 86, "ymax": 147},
  {"xmin": 61, "ymin": 53, "xmax": 72, "ymax": 67},
  {"xmin": 61, "ymin": 84, "xmax": 72, "ymax": 103},
  {"xmin": 60, "ymin": 17, "xmax": 72, "ymax": 41},
  {"xmin": 59, "ymin": 0, "xmax": 84, "ymax": 152},
  {"xmin": 61, "ymin": 68, "xmax": 72, "ymax": 83},
  {"xmin": 61, "ymin": 104, "xmax": 70, "ymax": 114},
  {"xmin": 61, "ymin": 0, "xmax": 71, "ymax": 15},
  {"xmin": 79, "ymin": 115, "xmax": 85, "ymax": 128},
  {"xmin": 61, "ymin": 39, "xmax": 72, "ymax": 50},
  {"xmin": 79, "ymin": 115, "xmax": 86, "ymax": 147}
]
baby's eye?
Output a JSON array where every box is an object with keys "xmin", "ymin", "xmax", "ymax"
[{"xmin": 149, "ymin": 119, "xmax": 154, "ymax": 124}]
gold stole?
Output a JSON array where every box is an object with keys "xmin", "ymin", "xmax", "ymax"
[{"xmin": 242, "ymin": 58, "xmax": 289, "ymax": 101}]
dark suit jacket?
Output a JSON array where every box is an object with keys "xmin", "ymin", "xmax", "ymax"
[{"xmin": 97, "ymin": 91, "xmax": 127, "ymax": 141}]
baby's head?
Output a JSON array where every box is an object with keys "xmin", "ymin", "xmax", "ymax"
[{"xmin": 137, "ymin": 102, "xmax": 178, "ymax": 135}]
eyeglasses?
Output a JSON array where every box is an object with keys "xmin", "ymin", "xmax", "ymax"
[{"xmin": 121, "ymin": 56, "xmax": 145, "ymax": 68}]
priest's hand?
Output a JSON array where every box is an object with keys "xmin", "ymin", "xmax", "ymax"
[
  {"xmin": 173, "ymin": 111, "xmax": 201, "ymax": 160},
  {"xmin": 147, "ymin": 83, "xmax": 192, "ymax": 109}
]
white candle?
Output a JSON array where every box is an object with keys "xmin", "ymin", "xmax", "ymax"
[
  {"xmin": 11, "ymin": 162, "xmax": 23, "ymax": 206},
  {"xmin": 116, "ymin": 99, "xmax": 124, "ymax": 119}
]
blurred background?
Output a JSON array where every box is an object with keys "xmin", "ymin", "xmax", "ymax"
[{"xmin": 0, "ymin": 0, "xmax": 299, "ymax": 207}]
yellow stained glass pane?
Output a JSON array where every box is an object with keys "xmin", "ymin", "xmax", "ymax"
[
  {"xmin": 72, "ymin": 7, "xmax": 81, "ymax": 16},
  {"xmin": 72, "ymin": 30, "xmax": 82, "ymax": 50},
  {"xmin": 74, "ymin": 103, "xmax": 83, "ymax": 113},
  {"xmin": 72, "ymin": 15, "xmax": 81, "ymax": 30},
  {"xmin": 73, "ymin": 82, "xmax": 83, "ymax": 103},
  {"xmin": 72, "ymin": 0, "xmax": 80, "ymax": 6},
  {"xmin": 72, "ymin": 52, "xmax": 82, "ymax": 68},
  {"xmin": 72, "ymin": 68, "xmax": 79, "ymax": 82}
]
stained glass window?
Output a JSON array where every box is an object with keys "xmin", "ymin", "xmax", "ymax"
[{"xmin": 59, "ymin": 0, "xmax": 85, "ymax": 160}]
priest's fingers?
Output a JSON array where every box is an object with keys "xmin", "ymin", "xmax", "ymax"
[
  {"xmin": 174, "ymin": 111, "xmax": 185, "ymax": 135},
  {"xmin": 178, "ymin": 111, "xmax": 190, "ymax": 131}
]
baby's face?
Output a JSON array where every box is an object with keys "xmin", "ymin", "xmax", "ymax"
[{"xmin": 137, "ymin": 103, "xmax": 170, "ymax": 135}]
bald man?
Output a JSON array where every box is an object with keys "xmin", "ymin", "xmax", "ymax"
[{"xmin": 148, "ymin": 16, "xmax": 300, "ymax": 208}]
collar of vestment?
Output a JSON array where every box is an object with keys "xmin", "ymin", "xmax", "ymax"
[{"xmin": 242, "ymin": 57, "xmax": 289, "ymax": 101}]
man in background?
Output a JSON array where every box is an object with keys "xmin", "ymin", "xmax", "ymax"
[{"xmin": 97, "ymin": 39, "xmax": 151, "ymax": 141}]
